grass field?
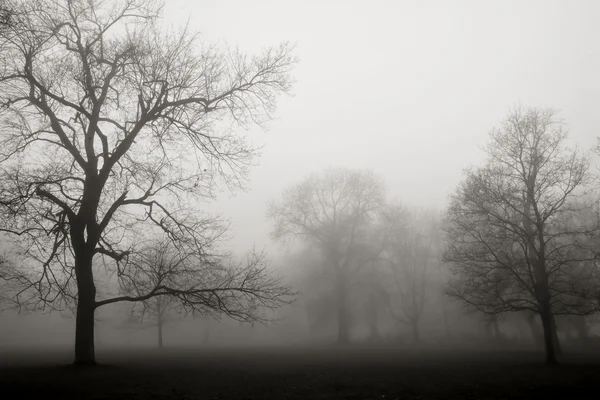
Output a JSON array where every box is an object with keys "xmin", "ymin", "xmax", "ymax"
[{"xmin": 1, "ymin": 346, "xmax": 599, "ymax": 399}]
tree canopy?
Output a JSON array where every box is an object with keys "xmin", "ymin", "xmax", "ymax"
[
  {"xmin": 0, "ymin": 0, "xmax": 296, "ymax": 364},
  {"xmin": 443, "ymin": 106, "xmax": 600, "ymax": 363}
]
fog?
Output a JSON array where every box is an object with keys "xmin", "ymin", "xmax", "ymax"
[
  {"xmin": 2, "ymin": 3, "xmax": 600, "ymax": 399},
  {"xmin": 2, "ymin": 0, "xmax": 600, "ymax": 349},
  {"xmin": 177, "ymin": 0, "xmax": 600, "ymax": 253}
]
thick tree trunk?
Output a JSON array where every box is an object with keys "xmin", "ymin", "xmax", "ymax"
[
  {"xmin": 72, "ymin": 175, "xmax": 105, "ymax": 366},
  {"xmin": 336, "ymin": 274, "xmax": 349, "ymax": 344},
  {"xmin": 540, "ymin": 310, "xmax": 558, "ymax": 365},
  {"xmin": 531, "ymin": 259, "xmax": 560, "ymax": 361},
  {"xmin": 74, "ymin": 302, "xmax": 96, "ymax": 365},
  {"xmin": 74, "ymin": 301, "xmax": 96, "ymax": 366},
  {"xmin": 74, "ymin": 256, "xmax": 97, "ymax": 366}
]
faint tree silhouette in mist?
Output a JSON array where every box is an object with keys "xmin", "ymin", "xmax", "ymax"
[{"xmin": 268, "ymin": 168, "xmax": 390, "ymax": 344}]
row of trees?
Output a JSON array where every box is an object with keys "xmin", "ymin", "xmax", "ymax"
[
  {"xmin": 1, "ymin": 0, "xmax": 598, "ymax": 368},
  {"xmin": 268, "ymin": 168, "xmax": 443, "ymax": 344},
  {"xmin": 266, "ymin": 107, "xmax": 600, "ymax": 366}
]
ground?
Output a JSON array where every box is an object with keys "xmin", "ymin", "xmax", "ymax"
[{"xmin": 1, "ymin": 345, "xmax": 599, "ymax": 399}]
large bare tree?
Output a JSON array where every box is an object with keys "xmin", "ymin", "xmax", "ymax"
[
  {"xmin": 268, "ymin": 167, "xmax": 388, "ymax": 343},
  {"xmin": 444, "ymin": 107, "xmax": 600, "ymax": 364},
  {"xmin": 0, "ymin": 0, "xmax": 296, "ymax": 365}
]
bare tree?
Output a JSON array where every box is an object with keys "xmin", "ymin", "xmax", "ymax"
[
  {"xmin": 123, "ymin": 239, "xmax": 190, "ymax": 349},
  {"xmin": 0, "ymin": 0, "xmax": 296, "ymax": 365},
  {"xmin": 380, "ymin": 205, "xmax": 440, "ymax": 343},
  {"xmin": 122, "ymin": 238, "xmax": 290, "ymax": 349},
  {"xmin": 141, "ymin": 296, "xmax": 175, "ymax": 349},
  {"xmin": 444, "ymin": 106, "xmax": 600, "ymax": 364},
  {"xmin": 268, "ymin": 167, "xmax": 388, "ymax": 343}
]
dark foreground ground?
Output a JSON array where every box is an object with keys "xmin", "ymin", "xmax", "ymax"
[{"xmin": 1, "ymin": 346, "xmax": 599, "ymax": 399}]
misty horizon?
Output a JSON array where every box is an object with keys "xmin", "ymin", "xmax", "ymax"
[{"xmin": 1, "ymin": 1, "xmax": 600, "ymax": 399}]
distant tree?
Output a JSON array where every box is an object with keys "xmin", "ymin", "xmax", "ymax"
[
  {"xmin": 444, "ymin": 107, "xmax": 600, "ymax": 364},
  {"xmin": 353, "ymin": 264, "xmax": 389, "ymax": 342},
  {"xmin": 0, "ymin": 0, "xmax": 296, "ymax": 365},
  {"xmin": 126, "ymin": 295, "xmax": 177, "ymax": 349},
  {"xmin": 124, "ymin": 239, "xmax": 183, "ymax": 349},
  {"xmin": 268, "ymin": 168, "xmax": 388, "ymax": 343},
  {"xmin": 282, "ymin": 246, "xmax": 338, "ymax": 337},
  {"xmin": 380, "ymin": 205, "xmax": 441, "ymax": 343},
  {"xmin": 123, "ymin": 238, "xmax": 287, "ymax": 349}
]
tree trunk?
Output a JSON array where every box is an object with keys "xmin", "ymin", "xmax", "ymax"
[
  {"xmin": 540, "ymin": 310, "xmax": 558, "ymax": 365},
  {"xmin": 522, "ymin": 186, "xmax": 557, "ymax": 363},
  {"xmin": 336, "ymin": 273, "xmax": 349, "ymax": 344},
  {"xmin": 157, "ymin": 317, "xmax": 164, "ymax": 349},
  {"xmin": 74, "ymin": 256, "xmax": 97, "ymax": 366}
]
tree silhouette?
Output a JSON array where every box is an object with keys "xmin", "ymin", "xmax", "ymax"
[
  {"xmin": 268, "ymin": 168, "xmax": 388, "ymax": 343},
  {"xmin": 444, "ymin": 107, "xmax": 600, "ymax": 364},
  {"xmin": 0, "ymin": 0, "xmax": 296, "ymax": 365}
]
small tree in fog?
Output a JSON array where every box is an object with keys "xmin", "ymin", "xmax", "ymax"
[
  {"xmin": 144, "ymin": 296, "xmax": 175, "ymax": 349},
  {"xmin": 380, "ymin": 205, "xmax": 441, "ymax": 343},
  {"xmin": 0, "ymin": 0, "xmax": 296, "ymax": 365},
  {"xmin": 122, "ymin": 238, "xmax": 285, "ymax": 349},
  {"xmin": 124, "ymin": 239, "xmax": 185, "ymax": 349},
  {"xmin": 444, "ymin": 107, "xmax": 600, "ymax": 364},
  {"xmin": 268, "ymin": 168, "xmax": 388, "ymax": 343}
]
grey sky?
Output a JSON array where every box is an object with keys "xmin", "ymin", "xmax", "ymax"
[{"xmin": 164, "ymin": 0, "xmax": 600, "ymax": 253}]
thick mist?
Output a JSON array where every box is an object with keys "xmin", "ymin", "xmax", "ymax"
[{"xmin": 1, "ymin": 1, "xmax": 600, "ymax": 399}]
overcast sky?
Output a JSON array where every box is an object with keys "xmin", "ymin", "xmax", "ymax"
[{"xmin": 163, "ymin": 0, "xmax": 600, "ymax": 254}]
